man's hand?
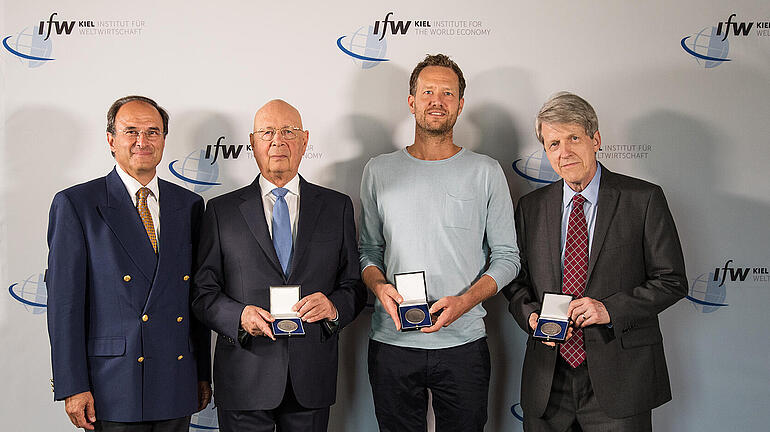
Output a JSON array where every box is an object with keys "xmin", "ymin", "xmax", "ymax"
[
  {"xmin": 529, "ymin": 312, "xmax": 574, "ymax": 347},
  {"xmin": 421, "ymin": 275, "xmax": 498, "ymax": 334},
  {"xmin": 362, "ymin": 266, "xmax": 405, "ymax": 330},
  {"xmin": 293, "ymin": 292, "xmax": 338, "ymax": 323},
  {"xmin": 420, "ymin": 295, "xmax": 472, "ymax": 333},
  {"xmin": 372, "ymin": 281, "xmax": 403, "ymax": 331},
  {"xmin": 240, "ymin": 305, "xmax": 275, "ymax": 340},
  {"xmin": 528, "ymin": 312, "xmax": 540, "ymax": 333},
  {"xmin": 64, "ymin": 391, "xmax": 96, "ymax": 430},
  {"xmin": 568, "ymin": 297, "xmax": 611, "ymax": 328},
  {"xmin": 197, "ymin": 381, "xmax": 212, "ymax": 412}
]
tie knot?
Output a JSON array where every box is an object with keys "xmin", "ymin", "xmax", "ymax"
[
  {"xmin": 137, "ymin": 187, "xmax": 152, "ymax": 201},
  {"xmin": 272, "ymin": 187, "xmax": 289, "ymax": 199},
  {"xmin": 572, "ymin": 194, "xmax": 585, "ymax": 208}
]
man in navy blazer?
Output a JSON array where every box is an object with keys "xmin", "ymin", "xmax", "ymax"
[
  {"xmin": 192, "ymin": 99, "xmax": 366, "ymax": 432},
  {"xmin": 506, "ymin": 92, "xmax": 687, "ymax": 431},
  {"xmin": 47, "ymin": 96, "xmax": 211, "ymax": 431}
]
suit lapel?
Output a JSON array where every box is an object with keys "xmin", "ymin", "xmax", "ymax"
[
  {"xmin": 239, "ymin": 177, "xmax": 284, "ymax": 276},
  {"xmin": 545, "ymin": 181, "xmax": 564, "ymax": 290},
  {"xmin": 587, "ymin": 166, "xmax": 620, "ymax": 284},
  {"xmin": 98, "ymin": 169, "xmax": 157, "ymax": 282},
  {"xmin": 288, "ymin": 177, "xmax": 322, "ymax": 278}
]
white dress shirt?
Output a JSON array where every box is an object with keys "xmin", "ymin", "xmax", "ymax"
[
  {"xmin": 259, "ymin": 174, "xmax": 300, "ymax": 243},
  {"xmin": 115, "ymin": 165, "xmax": 160, "ymax": 243}
]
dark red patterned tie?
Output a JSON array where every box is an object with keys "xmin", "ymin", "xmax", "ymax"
[{"xmin": 560, "ymin": 194, "xmax": 588, "ymax": 368}]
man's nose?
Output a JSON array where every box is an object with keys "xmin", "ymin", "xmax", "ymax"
[
  {"xmin": 270, "ymin": 135, "xmax": 287, "ymax": 147},
  {"xmin": 561, "ymin": 140, "xmax": 575, "ymax": 155},
  {"xmin": 428, "ymin": 97, "xmax": 445, "ymax": 109},
  {"xmin": 135, "ymin": 130, "xmax": 157, "ymax": 147},
  {"xmin": 136, "ymin": 132, "xmax": 148, "ymax": 147}
]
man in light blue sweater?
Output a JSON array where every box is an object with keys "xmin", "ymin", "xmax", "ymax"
[{"xmin": 359, "ymin": 54, "xmax": 521, "ymax": 432}]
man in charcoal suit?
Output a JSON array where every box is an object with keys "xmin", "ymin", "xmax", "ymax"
[
  {"xmin": 506, "ymin": 92, "xmax": 687, "ymax": 431},
  {"xmin": 192, "ymin": 99, "xmax": 366, "ymax": 432}
]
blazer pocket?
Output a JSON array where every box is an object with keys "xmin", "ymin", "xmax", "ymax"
[
  {"xmin": 87, "ymin": 336, "xmax": 126, "ymax": 357},
  {"xmin": 620, "ymin": 325, "xmax": 663, "ymax": 349}
]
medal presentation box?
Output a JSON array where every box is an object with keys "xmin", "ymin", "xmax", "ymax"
[
  {"xmin": 533, "ymin": 293, "xmax": 573, "ymax": 342},
  {"xmin": 394, "ymin": 271, "xmax": 432, "ymax": 331},
  {"xmin": 270, "ymin": 285, "xmax": 305, "ymax": 336}
]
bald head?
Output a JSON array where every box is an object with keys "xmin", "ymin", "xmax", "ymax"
[
  {"xmin": 250, "ymin": 99, "xmax": 308, "ymax": 187},
  {"xmin": 253, "ymin": 99, "xmax": 303, "ymax": 131}
]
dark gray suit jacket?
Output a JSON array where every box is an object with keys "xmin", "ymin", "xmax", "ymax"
[
  {"xmin": 506, "ymin": 165, "xmax": 687, "ymax": 419},
  {"xmin": 192, "ymin": 175, "xmax": 366, "ymax": 411}
]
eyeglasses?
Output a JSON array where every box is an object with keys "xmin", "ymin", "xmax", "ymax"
[
  {"xmin": 116, "ymin": 129, "xmax": 163, "ymax": 142},
  {"xmin": 253, "ymin": 127, "xmax": 303, "ymax": 141}
]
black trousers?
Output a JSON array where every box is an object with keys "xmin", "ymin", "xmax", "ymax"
[
  {"xmin": 94, "ymin": 416, "xmax": 189, "ymax": 432},
  {"xmin": 368, "ymin": 338, "xmax": 491, "ymax": 432},
  {"xmin": 524, "ymin": 357, "xmax": 652, "ymax": 432},
  {"xmin": 217, "ymin": 376, "xmax": 329, "ymax": 432}
]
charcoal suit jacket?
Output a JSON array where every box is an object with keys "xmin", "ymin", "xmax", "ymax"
[
  {"xmin": 506, "ymin": 165, "xmax": 687, "ymax": 419},
  {"xmin": 192, "ymin": 175, "xmax": 366, "ymax": 410}
]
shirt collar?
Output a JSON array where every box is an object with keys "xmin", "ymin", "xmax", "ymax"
[
  {"xmin": 562, "ymin": 162, "xmax": 601, "ymax": 209},
  {"xmin": 259, "ymin": 174, "xmax": 300, "ymax": 198},
  {"xmin": 115, "ymin": 164, "xmax": 159, "ymax": 201}
]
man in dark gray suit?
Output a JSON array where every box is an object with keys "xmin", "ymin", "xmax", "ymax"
[
  {"xmin": 506, "ymin": 92, "xmax": 687, "ymax": 431},
  {"xmin": 192, "ymin": 100, "xmax": 366, "ymax": 432}
]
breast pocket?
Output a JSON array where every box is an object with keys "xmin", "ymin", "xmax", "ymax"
[{"xmin": 443, "ymin": 193, "xmax": 475, "ymax": 230}]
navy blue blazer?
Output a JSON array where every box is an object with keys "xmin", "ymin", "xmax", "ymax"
[
  {"xmin": 46, "ymin": 168, "xmax": 211, "ymax": 422},
  {"xmin": 192, "ymin": 175, "xmax": 366, "ymax": 411}
]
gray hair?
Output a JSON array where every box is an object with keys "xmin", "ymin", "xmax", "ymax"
[
  {"xmin": 535, "ymin": 92, "xmax": 598, "ymax": 144},
  {"xmin": 106, "ymin": 95, "xmax": 169, "ymax": 137}
]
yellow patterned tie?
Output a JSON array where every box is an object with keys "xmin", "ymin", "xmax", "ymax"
[{"xmin": 136, "ymin": 187, "xmax": 157, "ymax": 253}]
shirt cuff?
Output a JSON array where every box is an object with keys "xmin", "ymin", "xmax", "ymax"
[{"xmin": 328, "ymin": 309, "xmax": 339, "ymax": 323}]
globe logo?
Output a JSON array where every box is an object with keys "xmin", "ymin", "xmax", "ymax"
[
  {"xmin": 8, "ymin": 273, "xmax": 47, "ymax": 314},
  {"xmin": 512, "ymin": 149, "xmax": 560, "ymax": 188},
  {"xmin": 336, "ymin": 25, "xmax": 388, "ymax": 69},
  {"xmin": 686, "ymin": 272, "xmax": 728, "ymax": 313},
  {"xmin": 680, "ymin": 26, "xmax": 730, "ymax": 69},
  {"xmin": 169, "ymin": 149, "xmax": 221, "ymax": 193},
  {"xmin": 2, "ymin": 26, "xmax": 55, "ymax": 68},
  {"xmin": 190, "ymin": 402, "xmax": 218, "ymax": 430},
  {"xmin": 510, "ymin": 402, "xmax": 524, "ymax": 422}
]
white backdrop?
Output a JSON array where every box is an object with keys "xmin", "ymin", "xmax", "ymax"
[{"xmin": 2, "ymin": 1, "xmax": 769, "ymax": 430}]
